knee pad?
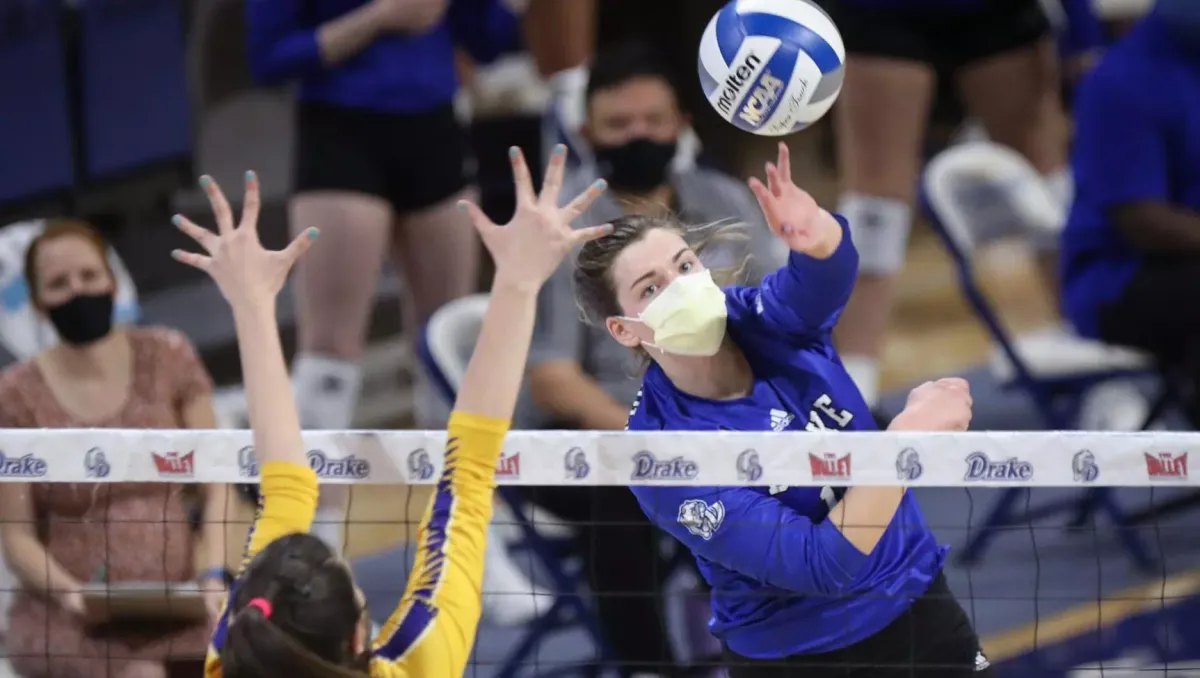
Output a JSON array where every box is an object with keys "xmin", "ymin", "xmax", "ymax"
[
  {"xmin": 1030, "ymin": 167, "xmax": 1074, "ymax": 252},
  {"xmin": 839, "ymin": 193, "xmax": 913, "ymax": 276},
  {"xmin": 291, "ymin": 353, "xmax": 363, "ymax": 430}
]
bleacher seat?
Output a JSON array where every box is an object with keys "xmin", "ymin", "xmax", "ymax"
[
  {"xmin": 0, "ymin": 0, "xmax": 73, "ymax": 206},
  {"xmin": 78, "ymin": 0, "xmax": 190, "ymax": 179}
]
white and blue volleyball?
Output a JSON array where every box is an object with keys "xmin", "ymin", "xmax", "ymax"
[{"xmin": 699, "ymin": 0, "xmax": 845, "ymax": 137}]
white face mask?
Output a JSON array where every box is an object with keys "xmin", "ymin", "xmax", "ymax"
[{"xmin": 623, "ymin": 270, "xmax": 728, "ymax": 356}]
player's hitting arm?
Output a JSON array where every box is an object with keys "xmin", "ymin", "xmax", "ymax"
[
  {"xmin": 753, "ymin": 213, "xmax": 858, "ymax": 340},
  {"xmin": 369, "ymin": 280, "xmax": 540, "ymax": 676}
]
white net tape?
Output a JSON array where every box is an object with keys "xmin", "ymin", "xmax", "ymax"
[{"xmin": 3, "ymin": 429, "xmax": 1195, "ymax": 486}]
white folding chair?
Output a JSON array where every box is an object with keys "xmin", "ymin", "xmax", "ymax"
[
  {"xmin": 921, "ymin": 141, "xmax": 1162, "ymax": 570},
  {"xmin": 418, "ymin": 294, "xmax": 610, "ymax": 678}
]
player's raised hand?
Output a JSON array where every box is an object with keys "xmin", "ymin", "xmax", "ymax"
[
  {"xmin": 748, "ymin": 141, "xmax": 842, "ymax": 259},
  {"xmin": 458, "ymin": 144, "xmax": 611, "ymax": 291},
  {"xmin": 170, "ymin": 172, "xmax": 317, "ymax": 310},
  {"xmin": 891, "ymin": 378, "xmax": 974, "ymax": 432}
]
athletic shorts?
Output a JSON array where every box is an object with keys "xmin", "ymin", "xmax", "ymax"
[
  {"xmin": 724, "ymin": 571, "xmax": 992, "ymax": 677},
  {"xmin": 294, "ymin": 102, "xmax": 474, "ymax": 214},
  {"xmin": 818, "ymin": 0, "xmax": 1051, "ymax": 72}
]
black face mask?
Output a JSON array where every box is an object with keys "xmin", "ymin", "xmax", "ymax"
[
  {"xmin": 593, "ymin": 137, "xmax": 678, "ymax": 194},
  {"xmin": 46, "ymin": 293, "xmax": 114, "ymax": 346}
]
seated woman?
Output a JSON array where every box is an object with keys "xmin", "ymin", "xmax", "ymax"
[
  {"xmin": 0, "ymin": 220, "xmax": 228, "ymax": 678},
  {"xmin": 177, "ymin": 148, "xmax": 606, "ymax": 676}
]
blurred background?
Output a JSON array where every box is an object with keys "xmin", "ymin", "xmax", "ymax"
[{"xmin": 4, "ymin": 0, "xmax": 1200, "ymax": 676}]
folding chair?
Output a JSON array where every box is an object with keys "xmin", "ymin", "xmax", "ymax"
[
  {"xmin": 417, "ymin": 294, "xmax": 609, "ymax": 678},
  {"xmin": 0, "ymin": 0, "xmax": 73, "ymax": 207},
  {"xmin": 78, "ymin": 0, "xmax": 190, "ymax": 180},
  {"xmin": 920, "ymin": 141, "xmax": 1163, "ymax": 571}
]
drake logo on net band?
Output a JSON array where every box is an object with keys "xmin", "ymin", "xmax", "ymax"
[
  {"xmin": 308, "ymin": 450, "xmax": 370, "ymax": 480},
  {"xmin": 632, "ymin": 451, "xmax": 699, "ymax": 481}
]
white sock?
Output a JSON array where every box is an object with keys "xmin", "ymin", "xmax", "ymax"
[
  {"xmin": 311, "ymin": 504, "xmax": 347, "ymax": 556},
  {"xmin": 291, "ymin": 353, "xmax": 363, "ymax": 430},
  {"xmin": 841, "ymin": 355, "xmax": 881, "ymax": 409},
  {"xmin": 1043, "ymin": 167, "xmax": 1074, "ymax": 210},
  {"xmin": 292, "ymin": 354, "xmax": 361, "ymax": 555}
]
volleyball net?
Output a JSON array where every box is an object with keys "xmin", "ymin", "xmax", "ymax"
[{"xmin": 1, "ymin": 428, "xmax": 1198, "ymax": 677}]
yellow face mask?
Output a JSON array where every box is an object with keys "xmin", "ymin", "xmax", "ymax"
[{"xmin": 625, "ymin": 270, "xmax": 728, "ymax": 357}]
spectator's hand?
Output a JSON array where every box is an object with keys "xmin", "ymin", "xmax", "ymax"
[
  {"xmin": 371, "ymin": 0, "xmax": 449, "ymax": 33},
  {"xmin": 748, "ymin": 141, "xmax": 842, "ymax": 259},
  {"xmin": 56, "ymin": 585, "xmax": 86, "ymax": 620},
  {"xmin": 171, "ymin": 172, "xmax": 317, "ymax": 312},
  {"xmin": 457, "ymin": 145, "xmax": 611, "ymax": 292},
  {"xmin": 890, "ymin": 378, "xmax": 973, "ymax": 432}
]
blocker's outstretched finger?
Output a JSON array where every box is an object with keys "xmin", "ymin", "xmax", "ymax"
[
  {"xmin": 281, "ymin": 227, "xmax": 319, "ymax": 268},
  {"xmin": 240, "ymin": 171, "xmax": 262, "ymax": 233},
  {"xmin": 560, "ymin": 179, "xmax": 609, "ymax": 223},
  {"xmin": 509, "ymin": 147, "xmax": 537, "ymax": 206},
  {"xmin": 171, "ymin": 249, "xmax": 211, "ymax": 271},
  {"xmin": 457, "ymin": 199, "xmax": 497, "ymax": 237},
  {"xmin": 199, "ymin": 176, "xmax": 235, "ymax": 234},
  {"xmin": 570, "ymin": 223, "xmax": 614, "ymax": 246},
  {"xmin": 171, "ymin": 214, "xmax": 218, "ymax": 253},
  {"xmin": 540, "ymin": 144, "xmax": 567, "ymax": 207}
]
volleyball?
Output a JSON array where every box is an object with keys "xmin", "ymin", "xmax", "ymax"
[{"xmin": 698, "ymin": 0, "xmax": 845, "ymax": 137}]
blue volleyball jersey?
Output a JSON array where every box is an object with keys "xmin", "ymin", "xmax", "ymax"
[
  {"xmin": 627, "ymin": 216, "xmax": 948, "ymax": 659},
  {"xmin": 246, "ymin": 0, "xmax": 520, "ymax": 113},
  {"xmin": 1061, "ymin": 13, "xmax": 1200, "ymax": 338}
]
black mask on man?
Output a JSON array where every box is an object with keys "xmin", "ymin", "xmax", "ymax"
[
  {"xmin": 46, "ymin": 293, "xmax": 114, "ymax": 346},
  {"xmin": 593, "ymin": 137, "xmax": 678, "ymax": 193}
]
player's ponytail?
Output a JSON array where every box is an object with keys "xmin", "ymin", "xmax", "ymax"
[{"xmin": 221, "ymin": 533, "xmax": 371, "ymax": 678}]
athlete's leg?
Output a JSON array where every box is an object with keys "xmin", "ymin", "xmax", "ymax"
[
  {"xmin": 957, "ymin": 36, "xmax": 1069, "ymax": 302},
  {"xmin": 830, "ymin": 55, "xmax": 936, "ymax": 408},
  {"xmin": 289, "ymin": 191, "xmax": 392, "ymax": 553}
]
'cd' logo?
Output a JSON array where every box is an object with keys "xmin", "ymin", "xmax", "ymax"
[
  {"xmin": 736, "ymin": 449, "xmax": 762, "ymax": 482},
  {"xmin": 564, "ymin": 447, "xmax": 590, "ymax": 480},
  {"xmin": 84, "ymin": 447, "xmax": 110, "ymax": 479},
  {"xmin": 896, "ymin": 448, "xmax": 923, "ymax": 481},
  {"xmin": 407, "ymin": 449, "xmax": 434, "ymax": 481},
  {"xmin": 1072, "ymin": 450, "xmax": 1098, "ymax": 483},
  {"xmin": 237, "ymin": 446, "xmax": 259, "ymax": 477}
]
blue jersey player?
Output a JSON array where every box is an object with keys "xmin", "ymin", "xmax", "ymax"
[{"xmin": 572, "ymin": 143, "xmax": 983, "ymax": 677}]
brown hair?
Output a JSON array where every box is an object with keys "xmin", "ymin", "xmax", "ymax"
[
  {"xmin": 572, "ymin": 212, "xmax": 748, "ymax": 329},
  {"xmin": 23, "ymin": 219, "xmax": 114, "ymax": 309},
  {"xmin": 221, "ymin": 532, "xmax": 371, "ymax": 678}
]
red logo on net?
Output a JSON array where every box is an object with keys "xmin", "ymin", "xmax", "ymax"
[
  {"xmin": 1145, "ymin": 452, "xmax": 1188, "ymax": 480},
  {"xmin": 152, "ymin": 451, "xmax": 195, "ymax": 478},
  {"xmin": 809, "ymin": 453, "xmax": 851, "ymax": 480},
  {"xmin": 496, "ymin": 452, "xmax": 520, "ymax": 479}
]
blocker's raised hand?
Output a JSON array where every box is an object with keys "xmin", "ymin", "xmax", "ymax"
[
  {"xmin": 171, "ymin": 172, "xmax": 317, "ymax": 310},
  {"xmin": 458, "ymin": 145, "xmax": 611, "ymax": 291}
]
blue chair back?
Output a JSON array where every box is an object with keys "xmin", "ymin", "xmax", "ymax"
[
  {"xmin": 0, "ymin": 0, "xmax": 73, "ymax": 205},
  {"xmin": 78, "ymin": 0, "xmax": 190, "ymax": 179}
]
